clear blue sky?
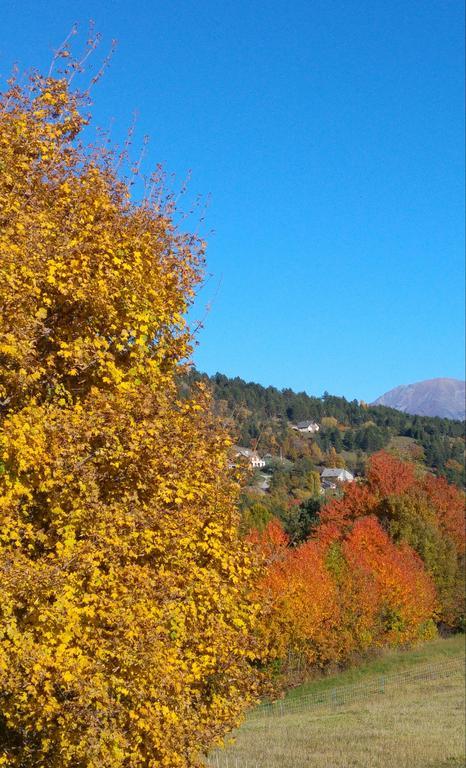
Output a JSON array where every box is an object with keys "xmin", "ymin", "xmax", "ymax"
[{"xmin": 2, "ymin": 0, "xmax": 464, "ymax": 401}]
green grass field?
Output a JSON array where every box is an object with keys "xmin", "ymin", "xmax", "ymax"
[{"xmin": 208, "ymin": 636, "xmax": 465, "ymax": 768}]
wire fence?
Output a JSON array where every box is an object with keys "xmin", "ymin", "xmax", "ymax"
[
  {"xmin": 248, "ymin": 657, "xmax": 464, "ymax": 719},
  {"xmin": 207, "ymin": 657, "xmax": 465, "ymax": 768}
]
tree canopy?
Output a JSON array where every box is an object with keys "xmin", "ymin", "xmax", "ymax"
[{"xmin": 0, "ymin": 65, "xmax": 259, "ymax": 767}]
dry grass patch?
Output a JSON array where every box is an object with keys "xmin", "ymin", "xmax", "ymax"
[{"xmin": 208, "ymin": 637, "xmax": 465, "ymax": 768}]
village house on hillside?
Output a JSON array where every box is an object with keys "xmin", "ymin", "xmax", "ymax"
[
  {"xmin": 320, "ymin": 467, "xmax": 354, "ymax": 487},
  {"xmin": 232, "ymin": 446, "xmax": 266, "ymax": 469},
  {"xmin": 293, "ymin": 420, "xmax": 320, "ymax": 433}
]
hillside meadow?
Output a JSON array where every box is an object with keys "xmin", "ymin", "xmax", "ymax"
[{"xmin": 208, "ymin": 635, "xmax": 466, "ymax": 768}]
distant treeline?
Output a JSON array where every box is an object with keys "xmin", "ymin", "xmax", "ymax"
[{"xmin": 188, "ymin": 371, "xmax": 465, "ymax": 487}]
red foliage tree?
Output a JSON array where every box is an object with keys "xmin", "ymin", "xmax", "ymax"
[
  {"xmin": 367, "ymin": 451, "xmax": 418, "ymax": 496},
  {"xmin": 319, "ymin": 452, "xmax": 464, "ymax": 627},
  {"xmin": 317, "ymin": 483, "xmax": 378, "ymax": 535},
  {"xmin": 367, "ymin": 451, "xmax": 416, "ymax": 496},
  {"xmin": 420, "ymin": 474, "xmax": 465, "ymax": 555},
  {"xmin": 249, "ymin": 452, "xmax": 462, "ymax": 686},
  {"xmin": 257, "ymin": 538, "xmax": 341, "ymax": 669},
  {"xmin": 247, "ymin": 518, "xmax": 289, "ymax": 565},
  {"xmin": 343, "ymin": 517, "xmax": 437, "ymax": 645}
]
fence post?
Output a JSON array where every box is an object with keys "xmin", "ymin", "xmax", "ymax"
[{"xmin": 380, "ymin": 675, "xmax": 385, "ymax": 694}]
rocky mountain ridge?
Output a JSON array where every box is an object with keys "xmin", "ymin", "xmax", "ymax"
[{"xmin": 373, "ymin": 378, "xmax": 465, "ymax": 421}]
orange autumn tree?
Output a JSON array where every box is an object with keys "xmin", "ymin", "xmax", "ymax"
[
  {"xmin": 0, "ymin": 65, "xmax": 259, "ymax": 767},
  {"xmin": 321, "ymin": 452, "xmax": 465, "ymax": 628},
  {"xmin": 251, "ymin": 516, "xmax": 436, "ymax": 683},
  {"xmin": 256, "ymin": 531, "xmax": 342, "ymax": 670},
  {"xmin": 342, "ymin": 517, "xmax": 437, "ymax": 645},
  {"xmin": 375, "ymin": 482, "xmax": 465, "ymax": 628}
]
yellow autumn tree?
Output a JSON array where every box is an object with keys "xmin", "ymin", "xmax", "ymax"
[{"xmin": 0, "ymin": 62, "xmax": 259, "ymax": 767}]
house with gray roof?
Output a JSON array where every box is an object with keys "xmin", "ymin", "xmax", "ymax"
[
  {"xmin": 233, "ymin": 446, "xmax": 266, "ymax": 469},
  {"xmin": 321, "ymin": 467, "xmax": 354, "ymax": 484},
  {"xmin": 293, "ymin": 420, "xmax": 320, "ymax": 433}
]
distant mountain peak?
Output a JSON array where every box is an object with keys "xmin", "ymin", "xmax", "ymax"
[{"xmin": 373, "ymin": 378, "xmax": 465, "ymax": 421}]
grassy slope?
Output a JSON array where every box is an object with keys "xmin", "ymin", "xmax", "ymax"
[
  {"xmin": 285, "ymin": 634, "xmax": 464, "ymax": 701},
  {"xmin": 208, "ymin": 636, "xmax": 465, "ymax": 768}
]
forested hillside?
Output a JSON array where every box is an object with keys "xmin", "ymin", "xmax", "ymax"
[{"xmin": 188, "ymin": 371, "xmax": 465, "ymax": 489}]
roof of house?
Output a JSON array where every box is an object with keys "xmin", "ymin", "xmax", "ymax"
[
  {"xmin": 234, "ymin": 446, "xmax": 253, "ymax": 457},
  {"xmin": 321, "ymin": 468, "xmax": 354, "ymax": 481},
  {"xmin": 295, "ymin": 420, "xmax": 319, "ymax": 429},
  {"xmin": 234, "ymin": 446, "xmax": 263, "ymax": 461}
]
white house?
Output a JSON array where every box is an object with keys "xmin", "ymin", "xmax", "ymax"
[
  {"xmin": 233, "ymin": 447, "xmax": 266, "ymax": 469},
  {"xmin": 293, "ymin": 420, "xmax": 320, "ymax": 433},
  {"xmin": 250, "ymin": 454, "xmax": 266, "ymax": 469},
  {"xmin": 321, "ymin": 467, "xmax": 354, "ymax": 484}
]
